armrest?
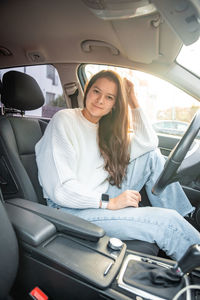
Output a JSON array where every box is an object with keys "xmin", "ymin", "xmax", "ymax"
[
  {"xmin": 5, "ymin": 203, "xmax": 56, "ymax": 246},
  {"xmin": 7, "ymin": 198, "xmax": 105, "ymax": 242}
]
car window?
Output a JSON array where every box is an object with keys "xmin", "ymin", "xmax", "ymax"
[
  {"xmin": 0, "ymin": 65, "xmax": 66, "ymax": 118},
  {"xmin": 83, "ymin": 64, "xmax": 200, "ymax": 139},
  {"xmin": 176, "ymin": 37, "xmax": 200, "ymax": 78}
]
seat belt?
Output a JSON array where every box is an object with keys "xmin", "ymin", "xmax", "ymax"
[
  {"xmin": 64, "ymin": 82, "xmax": 79, "ymax": 108},
  {"xmin": 69, "ymin": 88, "xmax": 79, "ymax": 108}
]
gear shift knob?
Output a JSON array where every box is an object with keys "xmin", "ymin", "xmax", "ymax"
[{"xmin": 173, "ymin": 244, "xmax": 200, "ymax": 276}]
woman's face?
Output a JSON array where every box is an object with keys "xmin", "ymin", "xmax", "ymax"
[{"xmin": 83, "ymin": 77, "xmax": 117, "ymax": 124}]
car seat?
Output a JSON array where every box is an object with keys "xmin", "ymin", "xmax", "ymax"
[
  {"xmin": 0, "ymin": 70, "xmax": 159, "ymax": 256},
  {"xmin": 0, "ymin": 71, "xmax": 47, "ymax": 204},
  {"xmin": 0, "ymin": 197, "xmax": 19, "ymax": 300}
]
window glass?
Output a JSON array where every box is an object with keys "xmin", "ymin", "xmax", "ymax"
[
  {"xmin": 0, "ymin": 65, "xmax": 66, "ymax": 118},
  {"xmin": 176, "ymin": 37, "xmax": 200, "ymax": 78},
  {"xmin": 85, "ymin": 64, "xmax": 200, "ymax": 139}
]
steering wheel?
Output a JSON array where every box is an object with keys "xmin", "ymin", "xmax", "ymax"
[{"xmin": 152, "ymin": 110, "xmax": 200, "ymax": 195}]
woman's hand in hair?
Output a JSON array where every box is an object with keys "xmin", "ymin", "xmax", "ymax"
[
  {"xmin": 123, "ymin": 78, "xmax": 139, "ymax": 109},
  {"xmin": 107, "ymin": 190, "xmax": 141, "ymax": 210}
]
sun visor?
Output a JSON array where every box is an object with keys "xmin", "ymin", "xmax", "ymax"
[
  {"xmin": 152, "ymin": 0, "xmax": 200, "ymax": 45},
  {"xmin": 111, "ymin": 15, "xmax": 160, "ymax": 64}
]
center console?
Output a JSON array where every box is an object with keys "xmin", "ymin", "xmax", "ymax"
[
  {"xmin": 117, "ymin": 253, "xmax": 187, "ymax": 300},
  {"xmin": 5, "ymin": 198, "xmax": 200, "ymax": 300}
]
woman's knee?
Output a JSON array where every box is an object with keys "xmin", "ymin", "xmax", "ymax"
[{"xmin": 161, "ymin": 209, "xmax": 184, "ymax": 228}]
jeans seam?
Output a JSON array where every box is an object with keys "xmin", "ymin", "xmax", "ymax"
[
  {"xmin": 123, "ymin": 174, "xmax": 149, "ymax": 190},
  {"xmin": 89, "ymin": 217, "xmax": 192, "ymax": 242}
]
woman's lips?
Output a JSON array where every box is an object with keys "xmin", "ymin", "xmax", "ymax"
[{"xmin": 92, "ymin": 104, "xmax": 103, "ymax": 109}]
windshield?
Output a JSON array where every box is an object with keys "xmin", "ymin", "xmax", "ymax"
[{"xmin": 176, "ymin": 37, "xmax": 200, "ymax": 78}]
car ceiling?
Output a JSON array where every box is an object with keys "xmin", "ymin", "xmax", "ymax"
[{"xmin": 0, "ymin": 0, "xmax": 183, "ymax": 69}]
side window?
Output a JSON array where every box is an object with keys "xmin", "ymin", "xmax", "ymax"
[
  {"xmin": 84, "ymin": 64, "xmax": 200, "ymax": 139},
  {"xmin": 0, "ymin": 65, "xmax": 66, "ymax": 118}
]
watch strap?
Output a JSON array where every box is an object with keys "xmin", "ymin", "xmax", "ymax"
[{"xmin": 101, "ymin": 201, "xmax": 108, "ymax": 209}]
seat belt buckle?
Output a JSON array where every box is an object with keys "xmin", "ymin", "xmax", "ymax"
[{"xmin": 29, "ymin": 286, "xmax": 48, "ymax": 300}]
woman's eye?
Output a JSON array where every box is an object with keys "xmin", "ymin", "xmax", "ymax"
[
  {"xmin": 94, "ymin": 89, "xmax": 99, "ymax": 94},
  {"xmin": 107, "ymin": 96, "xmax": 114, "ymax": 101}
]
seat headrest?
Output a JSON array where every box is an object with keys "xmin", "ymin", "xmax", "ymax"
[{"xmin": 1, "ymin": 71, "xmax": 44, "ymax": 111}]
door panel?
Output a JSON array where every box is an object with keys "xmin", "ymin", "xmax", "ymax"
[
  {"xmin": 157, "ymin": 134, "xmax": 200, "ymax": 206},
  {"xmin": 157, "ymin": 134, "xmax": 180, "ymax": 157}
]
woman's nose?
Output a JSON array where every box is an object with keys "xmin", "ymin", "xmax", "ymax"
[{"xmin": 97, "ymin": 94, "xmax": 104, "ymax": 104}]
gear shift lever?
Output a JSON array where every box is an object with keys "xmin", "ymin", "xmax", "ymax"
[
  {"xmin": 122, "ymin": 244, "xmax": 200, "ymax": 291},
  {"xmin": 173, "ymin": 244, "xmax": 200, "ymax": 277}
]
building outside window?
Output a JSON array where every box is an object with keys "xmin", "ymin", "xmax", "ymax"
[
  {"xmin": 46, "ymin": 92, "xmax": 55, "ymax": 105},
  {"xmin": 46, "ymin": 65, "xmax": 58, "ymax": 86}
]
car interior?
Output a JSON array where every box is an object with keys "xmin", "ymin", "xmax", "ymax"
[{"xmin": 0, "ymin": 0, "xmax": 200, "ymax": 299}]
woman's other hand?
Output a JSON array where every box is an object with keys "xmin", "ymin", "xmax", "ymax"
[
  {"xmin": 107, "ymin": 190, "xmax": 141, "ymax": 210},
  {"xmin": 123, "ymin": 77, "xmax": 139, "ymax": 109}
]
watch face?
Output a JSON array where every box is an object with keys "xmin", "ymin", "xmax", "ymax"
[{"xmin": 102, "ymin": 193, "xmax": 109, "ymax": 201}]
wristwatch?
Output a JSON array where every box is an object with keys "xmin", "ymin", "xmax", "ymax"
[
  {"xmin": 100, "ymin": 193, "xmax": 109, "ymax": 209},
  {"xmin": 101, "ymin": 193, "xmax": 109, "ymax": 201}
]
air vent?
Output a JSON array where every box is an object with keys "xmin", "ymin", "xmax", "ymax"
[{"xmin": 0, "ymin": 46, "xmax": 12, "ymax": 56}]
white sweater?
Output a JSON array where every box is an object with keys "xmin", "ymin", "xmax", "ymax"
[{"xmin": 35, "ymin": 108, "xmax": 158, "ymax": 208}]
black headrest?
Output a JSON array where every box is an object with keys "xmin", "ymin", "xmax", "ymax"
[{"xmin": 1, "ymin": 71, "xmax": 44, "ymax": 111}]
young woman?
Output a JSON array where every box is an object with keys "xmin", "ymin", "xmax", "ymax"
[{"xmin": 35, "ymin": 70, "xmax": 200, "ymax": 260}]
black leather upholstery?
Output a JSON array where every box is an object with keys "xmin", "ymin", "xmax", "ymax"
[
  {"xmin": 0, "ymin": 71, "xmax": 47, "ymax": 204},
  {"xmin": 0, "ymin": 200, "xmax": 19, "ymax": 299},
  {"xmin": 0, "ymin": 115, "xmax": 47, "ymax": 204},
  {"xmin": 1, "ymin": 71, "xmax": 44, "ymax": 110}
]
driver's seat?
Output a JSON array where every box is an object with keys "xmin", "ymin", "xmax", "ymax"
[{"xmin": 0, "ymin": 70, "xmax": 159, "ymax": 256}]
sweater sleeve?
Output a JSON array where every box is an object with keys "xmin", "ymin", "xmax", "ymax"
[
  {"xmin": 129, "ymin": 107, "xmax": 158, "ymax": 160},
  {"xmin": 39, "ymin": 112, "xmax": 102, "ymax": 209}
]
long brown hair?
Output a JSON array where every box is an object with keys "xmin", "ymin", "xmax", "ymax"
[{"xmin": 83, "ymin": 70, "xmax": 130, "ymax": 187}]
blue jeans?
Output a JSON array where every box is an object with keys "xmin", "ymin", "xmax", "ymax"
[{"xmin": 47, "ymin": 149, "xmax": 200, "ymax": 260}]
